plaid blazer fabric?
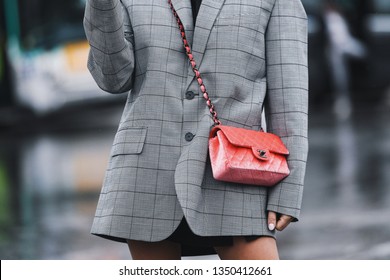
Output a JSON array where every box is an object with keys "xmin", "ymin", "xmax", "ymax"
[{"xmin": 84, "ymin": 0, "xmax": 308, "ymax": 243}]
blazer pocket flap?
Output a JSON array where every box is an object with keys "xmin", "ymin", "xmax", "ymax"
[
  {"xmin": 111, "ymin": 127, "xmax": 147, "ymax": 156},
  {"xmin": 216, "ymin": 13, "xmax": 259, "ymax": 27}
]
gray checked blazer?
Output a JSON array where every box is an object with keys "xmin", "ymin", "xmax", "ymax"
[{"xmin": 84, "ymin": 0, "xmax": 308, "ymax": 243}]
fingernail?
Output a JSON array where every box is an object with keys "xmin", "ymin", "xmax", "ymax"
[{"xmin": 268, "ymin": 223, "xmax": 275, "ymax": 231}]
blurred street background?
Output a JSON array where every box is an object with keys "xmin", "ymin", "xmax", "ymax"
[{"xmin": 1, "ymin": 0, "xmax": 390, "ymax": 260}]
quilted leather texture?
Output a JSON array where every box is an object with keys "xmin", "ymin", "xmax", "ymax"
[{"xmin": 209, "ymin": 125, "xmax": 290, "ymax": 186}]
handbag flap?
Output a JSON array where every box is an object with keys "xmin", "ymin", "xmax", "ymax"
[{"xmin": 210, "ymin": 125, "xmax": 289, "ymax": 155}]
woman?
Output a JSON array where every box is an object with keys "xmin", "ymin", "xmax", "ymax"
[{"xmin": 84, "ymin": 0, "xmax": 308, "ymax": 260}]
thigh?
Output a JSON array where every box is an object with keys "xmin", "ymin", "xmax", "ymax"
[
  {"xmin": 214, "ymin": 236, "xmax": 279, "ymax": 260},
  {"xmin": 127, "ymin": 239, "xmax": 181, "ymax": 260}
]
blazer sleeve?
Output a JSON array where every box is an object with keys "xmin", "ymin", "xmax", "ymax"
[
  {"xmin": 83, "ymin": 0, "xmax": 135, "ymax": 93},
  {"xmin": 265, "ymin": 0, "xmax": 309, "ymax": 220}
]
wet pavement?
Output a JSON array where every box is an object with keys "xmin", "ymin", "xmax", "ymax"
[{"xmin": 0, "ymin": 101, "xmax": 389, "ymax": 260}]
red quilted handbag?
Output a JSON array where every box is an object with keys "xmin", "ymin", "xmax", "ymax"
[
  {"xmin": 209, "ymin": 125, "xmax": 290, "ymax": 186},
  {"xmin": 169, "ymin": 0, "xmax": 290, "ymax": 186}
]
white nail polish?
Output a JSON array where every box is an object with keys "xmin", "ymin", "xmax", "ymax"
[{"xmin": 268, "ymin": 223, "xmax": 275, "ymax": 231}]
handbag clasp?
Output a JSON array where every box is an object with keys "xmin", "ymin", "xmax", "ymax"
[{"xmin": 257, "ymin": 149, "xmax": 268, "ymax": 159}]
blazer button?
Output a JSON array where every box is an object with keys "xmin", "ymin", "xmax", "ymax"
[
  {"xmin": 185, "ymin": 91, "xmax": 195, "ymax": 100},
  {"xmin": 185, "ymin": 132, "xmax": 195, "ymax": 142}
]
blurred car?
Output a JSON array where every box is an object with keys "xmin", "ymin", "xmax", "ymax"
[{"xmin": 3, "ymin": 0, "xmax": 123, "ymax": 114}]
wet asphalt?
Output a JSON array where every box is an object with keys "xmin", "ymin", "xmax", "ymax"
[{"xmin": 0, "ymin": 100, "xmax": 389, "ymax": 260}]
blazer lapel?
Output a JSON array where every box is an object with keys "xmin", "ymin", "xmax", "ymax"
[
  {"xmin": 171, "ymin": 0, "xmax": 226, "ymax": 88},
  {"xmin": 170, "ymin": 0, "xmax": 194, "ymax": 46},
  {"xmin": 191, "ymin": 0, "xmax": 226, "ymax": 69}
]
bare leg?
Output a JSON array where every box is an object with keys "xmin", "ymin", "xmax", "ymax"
[
  {"xmin": 214, "ymin": 236, "xmax": 279, "ymax": 260},
  {"xmin": 127, "ymin": 239, "xmax": 181, "ymax": 260}
]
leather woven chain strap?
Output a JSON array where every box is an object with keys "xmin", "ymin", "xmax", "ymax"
[{"xmin": 168, "ymin": 0, "xmax": 221, "ymax": 125}]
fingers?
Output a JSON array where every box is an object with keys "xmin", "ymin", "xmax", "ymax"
[
  {"xmin": 267, "ymin": 212, "xmax": 294, "ymax": 232},
  {"xmin": 276, "ymin": 215, "xmax": 293, "ymax": 231},
  {"xmin": 267, "ymin": 211, "xmax": 277, "ymax": 231}
]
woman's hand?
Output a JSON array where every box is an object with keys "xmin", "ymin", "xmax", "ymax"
[{"xmin": 267, "ymin": 211, "xmax": 294, "ymax": 231}]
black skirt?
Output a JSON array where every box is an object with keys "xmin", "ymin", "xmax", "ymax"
[{"xmin": 166, "ymin": 217, "xmax": 261, "ymax": 256}]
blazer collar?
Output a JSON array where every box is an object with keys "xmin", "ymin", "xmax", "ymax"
[{"xmin": 170, "ymin": 0, "xmax": 226, "ymax": 69}]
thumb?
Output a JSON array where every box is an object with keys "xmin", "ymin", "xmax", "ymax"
[{"xmin": 267, "ymin": 211, "xmax": 277, "ymax": 231}]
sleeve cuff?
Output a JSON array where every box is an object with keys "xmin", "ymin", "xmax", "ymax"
[{"xmin": 267, "ymin": 204, "xmax": 300, "ymax": 222}]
